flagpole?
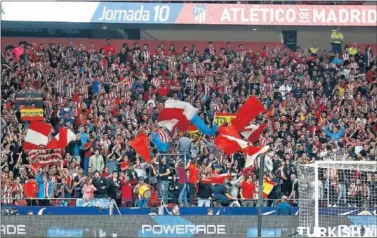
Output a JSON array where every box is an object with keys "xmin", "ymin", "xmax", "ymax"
[{"xmin": 257, "ymin": 154, "xmax": 265, "ymax": 238}]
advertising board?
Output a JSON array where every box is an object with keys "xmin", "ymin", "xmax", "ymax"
[
  {"xmin": 1, "ymin": 215, "xmax": 376, "ymax": 237},
  {"xmin": 2, "ymin": 2, "xmax": 376, "ymax": 26}
]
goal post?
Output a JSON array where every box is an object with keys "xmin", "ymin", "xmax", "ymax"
[{"xmin": 297, "ymin": 161, "xmax": 377, "ymax": 237}]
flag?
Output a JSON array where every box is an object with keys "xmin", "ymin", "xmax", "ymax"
[
  {"xmin": 151, "ymin": 130, "xmax": 169, "ymax": 152},
  {"xmin": 213, "ymin": 112, "xmax": 236, "ymax": 126},
  {"xmin": 129, "ymin": 132, "xmax": 151, "ymax": 163},
  {"xmin": 214, "ymin": 125, "xmax": 249, "ymax": 155},
  {"xmin": 23, "ymin": 121, "xmax": 52, "ymax": 150},
  {"xmin": 187, "ymin": 125, "xmax": 202, "ymax": 141},
  {"xmin": 191, "ymin": 114, "xmax": 218, "ymax": 136},
  {"xmin": 201, "ymin": 173, "xmax": 236, "ymax": 184},
  {"xmin": 240, "ymin": 124, "xmax": 259, "ymax": 139},
  {"xmin": 244, "ymin": 146, "xmax": 270, "ymax": 168},
  {"xmin": 24, "ymin": 149, "xmax": 64, "ymax": 173},
  {"xmin": 231, "ymin": 96, "xmax": 265, "ymax": 132},
  {"xmin": 46, "ymin": 127, "xmax": 76, "ymax": 149},
  {"xmin": 241, "ymin": 124, "xmax": 267, "ymax": 143},
  {"xmin": 20, "ymin": 108, "xmax": 44, "ymax": 121},
  {"xmin": 157, "ymin": 100, "xmax": 198, "ymax": 132},
  {"xmin": 262, "ymin": 179, "xmax": 275, "ymax": 198}
]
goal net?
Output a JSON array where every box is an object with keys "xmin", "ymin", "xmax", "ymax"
[{"xmin": 297, "ymin": 161, "xmax": 377, "ymax": 237}]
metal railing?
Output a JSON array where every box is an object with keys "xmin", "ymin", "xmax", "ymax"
[{"xmin": 1, "ymin": 197, "xmax": 121, "ymax": 215}]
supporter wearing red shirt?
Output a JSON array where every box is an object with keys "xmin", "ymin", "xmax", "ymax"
[
  {"xmin": 103, "ymin": 39, "xmax": 115, "ymax": 54},
  {"xmin": 158, "ymin": 81, "xmax": 170, "ymax": 97},
  {"xmin": 261, "ymin": 46, "xmax": 268, "ymax": 58},
  {"xmin": 101, "ymin": 167, "xmax": 110, "ymax": 178},
  {"xmin": 120, "ymin": 156, "xmax": 130, "ymax": 171},
  {"xmin": 240, "ymin": 175, "xmax": 255, "ymax": 207},
  {"xmin": 187, "ymin": 159, "xmax": 199, "ymax": 206},
  {"xmin": 24, "ymin": 176, "xmax": 38, "ymax": 206},
  {"xmin": 120, "ymin": 173, "xmax": 134, "ymax": 207}
]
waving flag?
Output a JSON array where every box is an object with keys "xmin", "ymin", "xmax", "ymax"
[
  {"xmin": 213, "ymin": 112, "xmax": 236, "ymax": 126},
  {"xmin": 201, "ymin": 173, "xmax": 237, "ymax": 184},
  {"xmin": 232, "ymin": 96, "xmax": 265, "ymax": 132},
  {"xmin": 187, "ymin": 125, "xmax": 202, "ymax": 141},
  {"xmin": 151, "ymin": 129, "xmax": 170, "ymax": 152},
  {"xmin": 23, "ymin": 121, "xmax": 52, "ymax": 150},
  {"xmin": 241, "ymin": 124, "xmax": 267, "ymax": 143},
  {"xmin": 191, "ymin": 114, "xmax": 218, "ymax": 136},
  {"xmin": 130, "ymin": 132, "xmax": 151, "ymax": 163},
  {"xmin": 263, "ymin": 179, "xmax": 276, "ymax": 198},
  {"xmin": 244, "ymin": 146, "xmax": 270, "ymax": 168},
  {"xmin": 214, "ymin": 125, "xmax": 249, "ymax": 155},
  {"xmin": 46, "ymin": 127, "xmax": 76, "ymax": 149},
  {"xmin": 158, "ymin": 100, "xmax": 217, "ymax": 135},
  {"xmin": 158, "ymin": 100, "xmax": 198, "ymax": 132},
  {"xmin": 20, "ymin": 108, "xmax": 44, "ymax": 121}
]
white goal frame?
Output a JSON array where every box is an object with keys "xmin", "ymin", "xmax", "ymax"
[{"xmin": 313, "ymin": 161, "xmax": 377, "ymax": 229}]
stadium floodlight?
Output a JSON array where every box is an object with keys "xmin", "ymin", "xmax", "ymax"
[{"xmin": 297, "ymin": 161, "xmax": 377, "ymax": 237}]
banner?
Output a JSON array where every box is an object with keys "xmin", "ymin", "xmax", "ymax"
[
  {"xmin": 187, "ymin": 125, "xmax": 202, "ymax": 141},
  {"xmin": 213, "ymin": 113, "xmax": 236, "ymax": 126},
  {"xmin": 20, "ymin": 108, "xmax": 44, "ymax": 121},
  {"xmin": 15, "ymin": 92, "xmax": 43, "ymax": 109},
  {"xmin": 2, "ymin": 2, "xmax": 376, "ymax": 26},
  {"xmin": 75, "ymin": 198, "xmax": 112, "ymax": 209},
  {"xmin": 2, "ymin": 215, "xmax": 376, "ymax": 237}
]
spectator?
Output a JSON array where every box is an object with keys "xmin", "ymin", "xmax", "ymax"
[
  {"xmin": 120, "ymin": 173, "xmax": 135, "ymax": 207},
  {"xmin": 55, "ymin": 178, "xmax": 72, "ymax": 206},
  {"xmin": 186, "ymin": 159, "xmax": 199, "ymax": 206},
  {"xmin": 331, "ymin": 27, "xmax": 344, "ymax": 53},
  {"xmin": 82, "ymin": 177, "xmax": 96, "ymax": 200},
  {"xmin": 12, "ymin": 177, "xmax": 24, "ymax": 201},
  {"xmin": 365, "ymin": 46, "xmax": 375, "ymax": 71},
  {"xmin": 240, "ymin": 175, "xmax": 255, "ymax": 207},
  {"xmin": 1, "ymin": 36, "xmax": 377, "ymax": 209},
  {"xmin": 107, "ymin": 171, "xmax": 121, "ymax": 205},
  {"xmin": 175, "ymin": 159, "xmax": 188, "ymax": 206},
  {"xmin": 89, "ymin": 149, "xmax": 105, "ymax": 173},
  {"xmin": 177, "ymin": 133, "xmax": 192, "ymax": 162},
  {"xmin": 276, "ymin": 196, "xmax": 292, "ymax": 215},
  {"xmin": 368, "ymin": 174, "xmax": 377, "ymax": 208},
  {"xmin": 158, "ymin": 156, "xmax": 171, "ymax": 205},
  {"xmin": 36, "ymin": 172, "xmax": 54, "ymax": 206},
  {"xmin": 23, "ymin": 175, "xmax": 38, "ymax": 206},
  {"xmin": 134, "ymin": 177, "xmax": 150, "ymax": 208},
  {"xmin": 212, "ymin": 181, "xmax": 238, "ymax": 207},
  {"xmin": 197, "ymin": 174, "xmax": 212, "ymax": 207},
  {"xmin": 72, "ymin": 168, "xmax": 85, "ymax": 198},
  {"xmin": 92, "ymin": 170, "xmax": 108, "ymax": 198}
]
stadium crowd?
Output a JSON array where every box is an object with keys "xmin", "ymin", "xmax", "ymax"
[{"xmin": 1, "ymin": 28, "xmax": 377, "ymax": 209}]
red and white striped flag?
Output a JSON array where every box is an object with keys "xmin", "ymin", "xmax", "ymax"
[
  {"xmin": 157, "ymin": 100, "xmax": 198, "ymax": 132},
  {"xmin": 232, "ymin": 96, "xmax": 265, "ymax": 132},
  {"xmin": 201, "ymin": 173, "xmax": 237, "ymax": 184},
  {"xmin": 214, "ymin": 125, "xmax": 249, "ymax": 155},
  {"xmin": 23, "ymin": 121, "xmax": 53, "ymax": 150},
  {"xmin": 244, "ymin": 146, "xmax": 270, "ymax": 168},
  {"xmin": 46, "ymin": 127, "xmax": 76, "ymax": 149},
  {"xmin": 240, "ymin": 124, "xmax": 267, "ymax": 143}
]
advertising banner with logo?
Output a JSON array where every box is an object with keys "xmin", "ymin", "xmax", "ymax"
[
  {"xmin": 2, "ymin": 215, "xmax": 376, "ymax": 237},
  {"xmin": 1, "ymin": 215, "xmax": 298, "ymax": 237},
  {"xmin": 2, "ymin": 2, "xmax": 376, "ymax": 26}
]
